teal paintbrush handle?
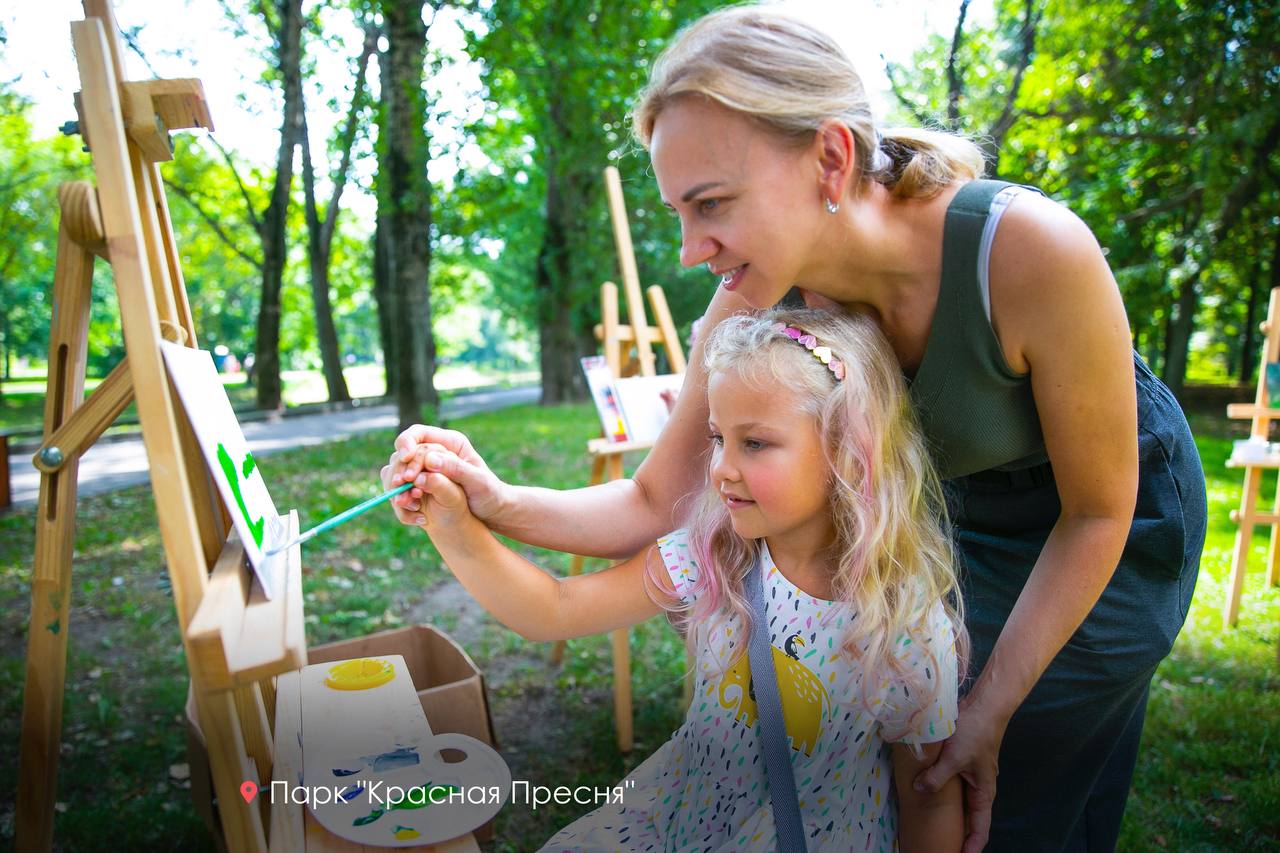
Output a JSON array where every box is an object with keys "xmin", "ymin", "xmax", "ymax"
[{"xmin": 265, "ymin": 481, "xmax": 413, "ymax": 555}]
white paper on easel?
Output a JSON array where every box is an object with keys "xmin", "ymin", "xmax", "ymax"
[
  {"xmin": 615, "ymin": 374, "xmax": 684, "ymax": 444},
  {"xmin": 159, "ymin": 341, "xmax": 286, "ymax": 599}
]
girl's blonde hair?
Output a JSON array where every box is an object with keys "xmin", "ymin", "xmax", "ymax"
[
  {"xmin": 631, "ymin": 4, "xmax": 985, "ymax": 198},
  {"xmin": 653, "ymin": 308, "xmax": 967, "ymax": 727}
]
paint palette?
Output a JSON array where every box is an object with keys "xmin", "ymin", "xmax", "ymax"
[{"xmin": 300, "ymin": 655, "xmax": 511, "ymax": 847}]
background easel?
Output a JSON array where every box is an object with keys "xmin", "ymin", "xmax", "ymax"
[
  {"xmin": 15, "ymin": 5, "xmax": 477, "ymax": 850},
  {"xmin": 1224, "ymin": 286, "xmax": 1280, "ymax": 631},
  {"xmin": 547, "ymin": 166, "xmax": 685, "ymax": 753}
]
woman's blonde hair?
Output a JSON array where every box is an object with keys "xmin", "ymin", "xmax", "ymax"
[
  {"xmin": 631, "ymin": 4, "xmax": 985, "ymax": 198},
  {"xmin": 651, "ymin": 308, "xmax": 967, "ymax": 728}
]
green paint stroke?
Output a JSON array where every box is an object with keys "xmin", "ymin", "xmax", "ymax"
[
  {"xmin": 217, "ymin": 442, "xmax": 265, "ymax": 548},
  {"xmin": 351, "ymin": 784, "xmax": 459, "ymax": 826},
  {"xmin": 353, "ymin": 808, "xmax": 384, "ymax": 827},
  {"xmin": 46, "ymin": 618, "xmax": 61, "ymax": 635}
]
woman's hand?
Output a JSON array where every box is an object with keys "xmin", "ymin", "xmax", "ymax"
[
  {"xmin": 912, "ymin": 694, "xmax": 1009, "ymax": 853},
  {"xmin": 383, "ymin": 424, "xmax": 509, "ymax": 524}
]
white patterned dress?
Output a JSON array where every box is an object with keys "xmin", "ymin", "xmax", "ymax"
[{"xmin": 539, "ymin": 529, "xmax": 959, "ymax": 853}]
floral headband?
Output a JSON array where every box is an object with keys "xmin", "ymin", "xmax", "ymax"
[{"xmin": 771, "ymin": 322, "xmax": 846, "ymax": 381}]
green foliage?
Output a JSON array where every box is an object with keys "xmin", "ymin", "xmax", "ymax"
[
  {"xmin": 889, "ymin": 0, "xmax": 1278, "ymax": 384},
  {"xmin": 450, "ymin": 0, "xmax": 726, "ymax": 375},
  {"xmin": 0, "ymin": 86, "xmax": 94, "ymax": 379}
]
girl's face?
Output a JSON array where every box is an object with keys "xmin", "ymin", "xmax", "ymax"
[
  {"xmin": 707, "ymin": 368, "xmax": 834, "ymax": 549},
  {"xmin": 650, "ymin": 97, "xmax": 827, "ymax": 309}
]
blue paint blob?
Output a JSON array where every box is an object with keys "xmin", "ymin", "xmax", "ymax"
[
  {"xmin": 338, "ymin": 784, "xmax": 365, "ymax": 803},
  {"xmin": 369, "ymin": 746, "xmax": 419, "ymax": 773}
]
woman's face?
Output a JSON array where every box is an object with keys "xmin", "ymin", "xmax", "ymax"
[{"xmin": 650, "ymin": 97, "xmax": 826, "ymax": 309}]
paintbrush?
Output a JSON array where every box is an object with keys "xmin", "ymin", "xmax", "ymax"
[{"xmin": 264, "ymin": 481, "xmax": 414, "ymax": 556}]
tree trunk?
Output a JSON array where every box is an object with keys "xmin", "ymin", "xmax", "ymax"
[
  {"xmin": 1162, "ymin": 270, "xmax": 1199, "ymax": 401},
  {"xmin": 1239, "ymin": 245, "xmax": 1267, "ymax": 385},
  {"xmin": 379, "ymin": 0, "xmax": 438, "ymax": 430},
  {"xmin": 297, "ymin": 26, "xmax": 375, "ymax": 405},
  {"xmin": 1, "ymin": 306, "xmax": 9, "ymax": 389},
  {"xmin": 300, "ymin": 115, "xmax": 351, "ymax": 404},
  {"xmin": 372, "ymin": 213, "xmax": 397, "ymax": 397},
  {"xmin": 254, "ymin": 0, "xmax": 304, "ymax": 411},
  {"xmin": 534, "ymin": 155, "xmax": 585, "ymax": 403}
]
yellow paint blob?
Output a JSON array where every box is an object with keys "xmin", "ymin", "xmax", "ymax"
[
  {"xmin": 324, "ymin": 657, "xmax": 395, "ymax": 691},
  {"xmin": 393, "ymin": 826, "xmax": 421, "ymax": 840}
]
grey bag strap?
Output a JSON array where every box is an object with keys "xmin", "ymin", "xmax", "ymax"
[{"xmin": 745, "ymin": 554, "xmax": 808, "ymax": 853}]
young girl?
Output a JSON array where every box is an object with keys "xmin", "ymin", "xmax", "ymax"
[{"xmin": 395, "ymin": 309, "xmax": 965, "ymax": 852}]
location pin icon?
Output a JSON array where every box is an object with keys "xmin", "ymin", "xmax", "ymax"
[{"xmin": 240, "ymin": 780, "xmax": 258, "ymax": 803}]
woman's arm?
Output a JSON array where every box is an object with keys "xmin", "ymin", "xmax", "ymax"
[
  {"xmin": 893, "ymin": 741, "xmax": 963, "ymax": 852},
  {"xmin": 389, "ymin": 285, "xmax": 756, "ymax": 560},
  {"xmin": 384, "ymin": 449, "xmax": 677, "ymax": 641},
  {"xmin": 914, "ymin": 194, "xmax": 1139, "ymax": 852}
]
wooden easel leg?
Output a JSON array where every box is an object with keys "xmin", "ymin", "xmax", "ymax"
[
  {"xmin": 194, "ymin": 689, "xmax": 269, "ymax": 852},
  {"xmin": 15, "ymin": 212, "xmax": 96, "ymax": 852},
  {"xmin": 611, "ymin": 628, "xmax": 633, "ymax": 753},
  {"xmin": 1269, "ymin": 475, "xmax": 1280, "ymax": 588},
  {"xmin": 549, "ymin": 455, "xmax": 607, "ymax": 665},
  {"xmin": 1225, "ymin": 466, "xmax": 1263, "ymax": 627},
  {"xmin": 604, "ymin": 454, "xmax": 632, "ymax": 752}
]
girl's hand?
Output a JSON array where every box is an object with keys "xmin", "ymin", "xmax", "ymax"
[
  {"xmin": 381, "ymin": 443, "xmax": 473, "ymax": 528},
  {"xmin": 911, "ymin": 695, "xmax": 1009, "ymax": 853},
  {"xmin": 385, "ymin": 424, "xmax": 509, "ymax": 524}
]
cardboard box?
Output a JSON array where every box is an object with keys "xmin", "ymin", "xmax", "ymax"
[{"xmin": 308, "ymin": 624, "xmax": 499, "ymax": 841}]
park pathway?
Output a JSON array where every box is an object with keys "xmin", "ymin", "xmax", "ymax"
[{"xmin": 4, "ymin": 385, "xmax": 540, "ymax": 509}]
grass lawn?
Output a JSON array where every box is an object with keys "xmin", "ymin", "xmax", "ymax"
[{"xmin": 0, "ymin": 402, "xmax": 1277, "ymax": 850}]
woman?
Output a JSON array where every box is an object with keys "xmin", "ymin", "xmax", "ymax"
[{"xmin": 385, "ymin": 7, "xmax": 1206, "ymax": 851}]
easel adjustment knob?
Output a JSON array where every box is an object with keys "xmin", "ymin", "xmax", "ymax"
[
  {"xmin": 39, "ymin": 446, "xmax": 65, "ymax": 469},
  {"xmin": 159, "ymin": 321, "xmax": 189, "ymax": 344},
  {"xmin": 1229, "ymin": 509, "xmax": 1241, "ymax": 523}
]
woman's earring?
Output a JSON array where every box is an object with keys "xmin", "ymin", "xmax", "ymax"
[{"xmin": 825, "ymin": 198, "xmax": 840, "ymax": 214}]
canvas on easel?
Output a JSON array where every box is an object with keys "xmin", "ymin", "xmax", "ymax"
[{"xmin": 161, "ymin": 341, "xmax": 287, "ymax": 598}]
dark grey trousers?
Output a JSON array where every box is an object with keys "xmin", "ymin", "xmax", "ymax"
[{"xmin": 946, "ymin": 352, "xmax": 1206, "ymax": 853}]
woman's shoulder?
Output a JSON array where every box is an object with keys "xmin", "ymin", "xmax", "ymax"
[
  {"xmin": 985, "ymin": 187, "xmax": 1119, "ymax": 373},
  {"xmin": 989, "ymin": 187, "xmax": 1100, "ymax": 260}
]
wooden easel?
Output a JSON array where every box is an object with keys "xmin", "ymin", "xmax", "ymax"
[
  {"xmin": 547, "ymin": 167, "xmax": 686, "ymax": 752},
  {"xmin": 1224, "ymin": 287, "xmax": 1280, "ymax": 629},
  {"xmin": 15, "ymin": 5, "xmax": 477, "ymax": 850}
]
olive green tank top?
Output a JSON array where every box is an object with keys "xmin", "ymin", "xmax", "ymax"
[{"xmin": 908, "ymin": 179, "xmax": 1049, "ymax": 479}]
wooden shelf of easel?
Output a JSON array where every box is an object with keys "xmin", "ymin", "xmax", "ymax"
[{"xmin": 186, "ymin": 515, "xmax": 307, "ymax": 692}]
